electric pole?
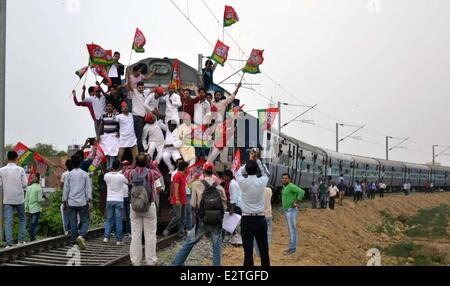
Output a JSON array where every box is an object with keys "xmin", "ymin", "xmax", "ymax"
[{"xmin": 0, "ymin": 0, "xmax": 7, "ymax": 242}]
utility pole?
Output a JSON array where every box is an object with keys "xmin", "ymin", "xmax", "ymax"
[
  {"xmin": 386, "ymin": 136, "xmax": 389, "ymax": 160},
  {"xmin": 0, "ymin": 0, "xmax": 7, "ymax": 242},
  {"xmin": 277, "ymin": 101, "xmax": 281, "ymax": 135},
  {"xmin": 433, "ymin": 145, "xmax": 436, "ymax": 166},
  {"xmin": 197, "ymin": 53, "xmax": 203, "ymax": 85},
  {"xmin": 336, "ymin": 123, "xmax": 339, "ymax": 152}
]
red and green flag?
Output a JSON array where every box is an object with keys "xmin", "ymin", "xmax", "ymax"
[
  {"xmin": 211, "ymin": 40, "xmax": 230, "ymax": 66},
  {"xmin": 75, "ymin": 66, "xmax": 88, "ymax": 79},
  {"xmin": 88, "ymin": 144, "xmax": 106, "ymax": 172},
  {"xmin": 91, "ymin": 64, "xmax": 112, "ymax": 86},
  {"xmin": 13, "ymin": 142, "xmax": 35, "ymax": 166},
  {"xmin": 258, "ymin": 107, "xmax": 279, "ymax": 131},
  {"xmin": 87, "ymin": 43, "xmax": 114, "ymax": 67},
  {"xmin": 170, "ymin": 59, "xmax": 181, "ymax": 89},
  {"xmin": 132, "ymin": 28, "xmax": 146, "ymax": 53},
  {"xmin": 27, "ymin": 164, "xmax": 37, "ymax": 185},
  {"xmin": 224, "ymin": 5, "xmax": 239, "ymax": 27},
  {"xmin": 243, "ymin": 49, "xmax": 265, "ymax": 74}
]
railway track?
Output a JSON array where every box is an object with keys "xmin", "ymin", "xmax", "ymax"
[{"xmin": 0, "ymin": 228, "xmax": 179, "ymax": 266}]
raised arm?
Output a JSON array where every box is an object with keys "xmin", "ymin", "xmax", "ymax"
[
  {"xmin": 81, "ymin": 85, "xmax": 87, "ymax": 101},
  {"xmin": 143, "ymin": 68, "xmax": 156, "ymax": 81}
]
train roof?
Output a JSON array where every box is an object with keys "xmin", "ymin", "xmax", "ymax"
[
  {"xmin": 323, "ymin": 149, "xmax": 354, "ymax": 162},
  {"xmin": 402, "ymin": 162, "xmax": 431, "ymax": 171},
  {"xmin": 348, "ymin": 154, "xmax": 379, "ymax": 166},
  {"xmin": 374, "ymin": 158, "xmax": 406, "ymax": 168}
]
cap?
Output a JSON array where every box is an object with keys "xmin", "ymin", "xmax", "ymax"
[
  {"xmin": 203, "ymin": 162, "xmax": 215, "ymax": 171},
  {"xmin": 156, "ymin": 86, "xmax": 164, "ymax": 95},
  {"xmin": 144, "ymin": 113, "xmax": 155, "ymax": 123},
  {"xmin": 121, "ymin": 101, "xmax": 128, "ymax": 108}
]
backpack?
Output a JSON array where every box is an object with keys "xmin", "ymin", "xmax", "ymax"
[
  {"xmin": 130, "ymin": 168, "xmax": 153, "ymax": 213},
  {"xmin": 197, "ymin": 180, "xmax": 224, "ymax": 226}
]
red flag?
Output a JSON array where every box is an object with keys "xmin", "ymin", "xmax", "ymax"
[
  {"xmin": 27, "ymin": 164, "xmax": 37, "ymax": 185},
  {"xmin": 33, "ymin": 152, "xmax": 50, "ymax": 177},
  {"xmin": 91, "ymin": 64, "xmax": 112, "ymax": 86},
  {"xmin": 243, "ymin": 49, "xmax": 265, "ymax": 74},
  {"xmin": 224, "ymin": 6, "xmax": 239, "ymax": 27},
  {"xmin": 89, "ymin": 144, "xmax": 105, "ymax": 172},
  {"xmin": 14, "ymin": 142, "xmax": 34, "ymax": 166},
  {"xmin": 87, "ymin": 44, "xmax": 114, "ymax": 66},
  {"xmin": 171, "ymin": 59, "xmax": 181, "ymax": 89},
  {"xmin": 211, "ymin": 40, "xmax": 230, "ymax": 66},
  {"xmin": 186, "ymin": 159, "xmax": 206, "ymax": 184},
  {"xmin": 132, "ymin": 28, "xmax": 146, "ymax": 53},
  {"xmin": 231, "ymin": 149, "xmax": 241, "ymax": 174}
]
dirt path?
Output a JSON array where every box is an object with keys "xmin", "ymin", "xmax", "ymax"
[{"xmin": 222, "ymin": 193, "xmax": 450, "ymax": 266}]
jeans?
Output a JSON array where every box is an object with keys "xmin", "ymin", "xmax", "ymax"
[
  {"xmin": 171, "ymin": 223, "xmax": 222, "ymax": 266},
  {"xmin": 122, "ymin": 197, "xmax": 131, "ymax": 235},
  {"xmin": 29, "ymin": 212, "xmax": 41, "ymax": 241},
  {"xmin": 284, "ymin": 208, "xmax": 298, "ymax": 251},
  {"xmin": 255, "ymin": 216, "xmax": 272, "ymax": 257},
  {"xmin": 354, "ymin": 192, "xmax": 362, "ymax": 202},
  {"xmin": 104, "ymin": 201, "xmax": 124, "ymax": 241},
  {"xmin": 164, "ymin": 204, "xmax": 186, "ymax": 235},
  {"xmin": 380, "ymin": 189, "xmax": 385, "ymax": 198},
  {"xmin": 311, "ymin": 193, "xmax": 319, "ymax": 209},
  {"xmin": 195, "ymin": 147, "xmax": 210, "ymax": 159},
  {"xmin": 185, "ymin": 194, "xmax": 193, "ymax": 231},
  {"xmin": 133, "ymin": 115, "xmax": 145, "ymax": 153},
  {"xmin": 68, "ymin": 205, "xmax": 90, "ymax": 244},
  {"xmin": 106, "ymin": 156, "xmax": 116, "ymax": 170},
  {"xmin": 241, "ymin": 216, "xmax": 270, "ymax": 267},
  {"xmin": 4, "ymin": 204, "xmax": 26, "ymax": 246},
  {"xmin": 320, "ymin": 194, "xmax": 327, "ymax": 208},
  {"xmin": 63, "ymin": 205, "xmax": 71, "ymax": 232}
]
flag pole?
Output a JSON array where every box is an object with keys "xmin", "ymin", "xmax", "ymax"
[
  {"xmin": 239, "ymin": 72, "xmax": 245, "ymax": 83},
  {"xmin": 128, "ymin": 49, "xmax": 133, "ymax": 67}
]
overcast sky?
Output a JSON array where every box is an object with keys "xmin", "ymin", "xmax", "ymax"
[{"xmin": 5, "ymin": 0, "xmax": 450, "ymax": 165}]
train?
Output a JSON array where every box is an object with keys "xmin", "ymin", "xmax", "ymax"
[{"xmin": 128, "ymin": 56, "xmax": 448, "ymax": 227}]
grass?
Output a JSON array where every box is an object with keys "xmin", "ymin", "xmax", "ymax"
[
  {"xmin": 384, "ymin": 242, "xmax": 447, "ymax": 265},
  {"xmin": 385, "ymin": 242, "xmax": 422, "ymax": 258},
  {"xmin": 367, "ymin": 210, "xmax": 399, "ymax": 236},
  {"xmin": 404, "ymin": 204, "xmax": 449, "ymax": 239}
]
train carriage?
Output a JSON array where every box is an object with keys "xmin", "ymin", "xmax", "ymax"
[
  {"xmin": 322, "ymin": 149, "xmax": 354, "ymax": 186},
  {"xmin": 350, "ymin": 155, "xmax": 380, "ymax": 187},
  {"xmin": 374, "ymin": 159, "xmax": 405, "ymax": 190},
  {"xmin": 403, "ymin": 162, "xmax": 431, "ymax": 189}
]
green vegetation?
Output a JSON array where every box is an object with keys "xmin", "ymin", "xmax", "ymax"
[
  {"xmin": 367, "ymin": 210, "xmax": 399, "ymax": 236},
  {"xmin": 384, "ymin": 242, "xmax": 447, "ymax": 266},
  {"xmin": 404, "ymin": 204, "xmax": 449, "ymax": 239}
]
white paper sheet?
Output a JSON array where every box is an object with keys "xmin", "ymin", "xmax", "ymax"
[{"xmin": 222, "ymin": 212, "xmax": 241, "ymax": 233}]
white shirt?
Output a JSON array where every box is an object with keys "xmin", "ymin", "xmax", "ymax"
[
  {"xmin": 235, "ymin": 165, "xmax": 269, "ymax": 214},
  {"xmin": 211, "ymin": 93, "xmax": 236, "ymax": 123},
  {"xmin": 144, "ymin": 92, "xmax": 163, "ymax": 113},
  {"xmin": 193, "ymin": 100, "xmax": 211, "ymax": 126},
  {"xmin": 132, "ymin": 89, "xmax": 149, "ymax": 117},
  {"xmin": 61, "ymin": 171, "xmax": 69, "ymax": 183},
  {"xmin": 229, "ymin": 179, "xmax": 241, "ymax": 205},
  {"xmin": 142, "ymin": 122, "xmax": 165, "ymax": 151},
  {"xmin": 164, "ymin": 127, "xmax": 183, "ymax": 151},
  {"xmin": 116, "ymin": 113, "xmax": 137, "ymax": 148},
  {"xmin": 108, "ymin": 64, "xmax": 118, "ymax": 78},
  {"xmin": 0, "ymin": 163, "xmax": 28, "ymax": 205},
  {"xmin": 165, "ymin": 93, "xmax": 182, "ymax": 124},
  {"xmin": 84, "ymin": 95, "xmax": 105, "ymax": 120},
  {"xmin": 104, "ymin": 171, "xmax": 128, "ymax": 202}
]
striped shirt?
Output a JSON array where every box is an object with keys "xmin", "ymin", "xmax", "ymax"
[{"xmin": 101, "ymin": 112, "xmax": 119, "ymax": 134}]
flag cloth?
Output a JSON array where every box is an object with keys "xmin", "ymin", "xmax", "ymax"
[
  {"xmin": 170, "ymin": 59, "xmax": 181, "ymax": 89},
  {"xmin": 231, "ymin": 149, "xmax": 241, "ymax": 174},
  {"xmin": 88, "ymin": 144, "xmax": 106, "ymax": 172},
  {"xmin": 87, "ymin": 44, "xmax": 115, "ymax": 66},
  {"xmin": 132, "ymin": 28, "xmax": 146, "ymax": 53},
  {"xmin": 186, "ymin": 158, "xmax": 206, "ymax": 184},
  {"xmin": 27, "ymin": 164, "xmax": 37, "ymax": 185},
  {"xmin": 75, "ymin": 66, "xmax": 88, "ymax": 79},
  {"xmin": 91, "ymin": 64, "xmax": 112, "ymax": 86},
  {"xmin": 224, "ymin": 5, "xmax": 239, "ymax": 27},
  {"xmin": 211, "ymin": 40, "xmax": 230, "ymax": 66},
  {"xmin": 243, "ymin": 49, "xmax": 265, "ymax": 74},
  {"xmin": 258, "ymin": 108, "xmax": 280, "ymax": 131},
  {"xmin": 33, "ymin": 152, "xmax": 50, "ymax": 177},
  {"xmin": 13, "ymin": 142, "xmax": 35, "ymax": 167}
]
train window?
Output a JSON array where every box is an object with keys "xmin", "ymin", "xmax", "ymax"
[
  {"xmin": 366, "ymin": 164, "xmax": 369, "ymax": 170},
  {"xmin": 313, "ymin": 154, "xmax": 318, "ymax": 162},
  {"xmin": 345, "ymin": 169, "xmax": 349, "ymax": 174},
  {"xmin": 306, "ymin": 164, "xmax": 311, "ymax": 171}
]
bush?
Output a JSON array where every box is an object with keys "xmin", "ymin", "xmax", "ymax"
[{"xmin": 385, "ymin": 242, "xmax": 422, "ymax": 258}]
